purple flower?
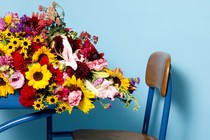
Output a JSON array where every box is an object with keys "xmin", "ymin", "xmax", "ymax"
[{"xmin": 20, "ymin": 15, "xmax": 28, "ymax": 23}]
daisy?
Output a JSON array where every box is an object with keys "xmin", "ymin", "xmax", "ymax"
[
  {"xmin": 63, "ymin": 75, "xmax": 95, "ymax": 114},
  {"xmin": 0, "ymin": 74, "xmax": 14, "ymax": 97},
  {"xmin": 25, "ymin": 63, "xmax": 52, "ymax": 90}
]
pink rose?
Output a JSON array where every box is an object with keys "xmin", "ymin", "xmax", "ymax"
[
  {"xmin": 68, "ymin": 90, "xmax": 82, "ymax": 107},
  {"xmin": 9, "ymin": 71, "xmax": 25, "ymax": 89},
  {"xmin": 0, "ymin": 17, "xmax": 6, "ymax": 31},
  {"xmin": 86, "ymin": 58, "xmax": 108, "ymax": 71}
]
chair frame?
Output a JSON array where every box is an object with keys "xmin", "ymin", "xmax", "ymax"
[
  {"xmin": 0, "ymin": 109, "xmax": 73, "ymax": 140},
  {"xmin": 142, "ymin": 73, "xmax": 172, "ymax": 140}
]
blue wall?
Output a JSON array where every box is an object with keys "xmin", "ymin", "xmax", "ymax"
[{"xmin": 1, "ymin": 0, "xmax": 210, "ymax": 139}]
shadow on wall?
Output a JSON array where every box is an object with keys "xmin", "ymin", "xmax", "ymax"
[{"xmin": 169, "ymin": 66, "xmax": 191, "ymax": 139}]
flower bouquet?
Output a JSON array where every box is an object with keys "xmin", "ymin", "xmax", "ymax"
[{"xmin": 0, "ymin": 2, "xmax": 139, "ymax": 114}]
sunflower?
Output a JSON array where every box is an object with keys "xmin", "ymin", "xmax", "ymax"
[
  {"xmin": 0, "ymin": 74, "xmax": 14, "ymax": 97},
  {"xmin": 55, "ymin": 102, "xmax": 70, "ymax": 113},
  {"xmin": 0, "ymin": 43, "xmax": 7, "ymax": 56},
  {"xmin": 20, "ymin": 48, "xmax": 28, "ymax": 58},
  {"xmin": 15, "ymin": 32, "xmax": 25, "ymax": 37},
  {"xmin": 3, "ymin": 29, "xmax": 13, "ymax": 39},
  {"xmin": 21, "ymin": 37, "xmax": 31, "ymax": 48},
  {"xmin": 46, "ymin": 95, "xmax": 58, "ymax": 104},
  {"xmin": 6, "ymin": 42, "xmax": 16, "ymax": 55},
  {"xmin": 36, "ymin": 93, "xmax": 44, "ymax": 101},
  {"xmin": 0, "ymin": 33, "xmax": 5, "ymax": 41},
  {"xmin": 33, "ymin": 35, "xmax": 44, "ymax": 43},
  {"xmin": 32, "ymin": 46, "xmax": 55, "ymax": 63},
  {"xmin": 55, "ymin": 107, "xmax": 64, "ymax": 114},
  {"xmin": 25, "ymin": 63, "xmax": 52, "ymax": 90},
  {"xmin": 63, "ymin": 75, "xmax": 95, "ymax": 114},
  {"xmin": 105, "ymin": 68, "xmax": 130, "ymax": 90},
  {"xmin": 10, "ymin": 37, "xmax": 20, "ymax": 48},
  {"xmin": 33, "ymin": 100, "xmax": 45, "ymax": 110}
]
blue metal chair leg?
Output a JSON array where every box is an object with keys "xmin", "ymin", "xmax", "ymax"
[{"xmin": 47, "ymin": 116, "xmax": 53, "ymax": 140}]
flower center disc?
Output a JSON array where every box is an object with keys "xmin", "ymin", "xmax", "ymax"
[
  {"xmin": 113, "ymin": 77, "xmax": 121, "ymax": 87},
  {"xmin": 0, "ymin": 77, "xmax": 6, "ymax": 86},
  {"xmin": 0, "ymin": 51, "xmax": 4, "ymax": 56},
  {"xmin": 33, "ymin": 72, "xmax": 43, "ymax": 81}
]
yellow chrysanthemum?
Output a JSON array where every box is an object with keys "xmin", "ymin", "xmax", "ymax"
[
  {"xmin": 105, "ymin": 68, "xmax": 130, "ymax": 90},
  {"xmin": 25, "ymin": 63, "xmax": 52, "ymax": 90},
  {"xmin": 33, "ymin": 100, "xmax": 45, "ymax": 110},
  {"xmin": 46, "ymin": 95, "xmax": 58, "ymax": 104},
  {"xmin": 21, "ymin": 38, "xmax": 31, "ymax": 48},
  {"xmin": 0, "ymin": 74, "xmax": 14, "ymax": 97},
  {"xmin": 33, "ymin": 35, "xmax": 44, "ymax": 43},
  {"xmin": 6, "ymin": 42, "xmax": 16, "ymax": 55},
  {"xmin": 63, "ymin": 75, "xmax": 95, "ymax": 114},
  {"xmin": 0, "ymin": 43, "xmax": 7, "ymax": 56},
  {"xmin": 10, "ymin": 37, "xmax": 20, "ymax": 48},
  {"xmin": 4, "ymin": 15, "xmax": 12, "ymax": 26},
  {"xmin": 32, "ymin": 46, "xmax": 55, "ymax": 63}
]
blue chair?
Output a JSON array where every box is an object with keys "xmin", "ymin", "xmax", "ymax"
[{"xmin": 72, "ymin": 51, "xmax": 172, "ymax": 140}]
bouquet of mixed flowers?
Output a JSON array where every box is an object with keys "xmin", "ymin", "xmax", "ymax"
[{"xmin": 0, "ymin": 2, "xmax": 140, "ymax": 114}]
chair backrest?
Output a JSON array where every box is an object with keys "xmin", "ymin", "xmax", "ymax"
[{"xmin": 142, "ymin": 51, "xmax": 172, "ymax": 140}]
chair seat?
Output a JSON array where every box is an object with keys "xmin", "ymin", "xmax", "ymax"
[{"xmin": 72, "ymin": 129, "xmax": 157, "ymax": 140}]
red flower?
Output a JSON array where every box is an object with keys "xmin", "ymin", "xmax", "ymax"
[
  {"xmin": 39, "ymin": 55, "xmax": 49, "ymax": 66},
  {"xmin": 12, "ymin": 51, "xmax": 25, "ymax": 71},
  {"xmin": 67, "ymin": 37, "xmax": 82, "ymax": 53},
  {"xmin": 66, "ymin": 61, "xmax": 90, "ymax": 79},
  {"xmin": 19, "ymin": 83, "xmax": 36, "ymax": 107},
  {"xmin": 19, "ymin": 96, "xmax": 35, "ymax": 107},
  {"xmin": 56, "ymin": 87, "xmax": 69, "ymax": 101},
  {"xmin": 31, "ymin": 42, "xmax": 42, "ymax": 52},
  {"xmin": 79, "ymin": 39, "xmax": 104, "ymax": 61},
  {"xmin": 48, "ymin": 65, "xmax": 64, "ymax": 85}
]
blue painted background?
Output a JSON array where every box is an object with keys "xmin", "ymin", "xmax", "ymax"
[{"xmin": 1, "ymin": 0, "xmax": 210, "ymax": 139}]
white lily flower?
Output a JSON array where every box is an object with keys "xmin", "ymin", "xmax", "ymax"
[{"xmin": 59, "ymin": 35, "xmax": 78, "ymax": 70}]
